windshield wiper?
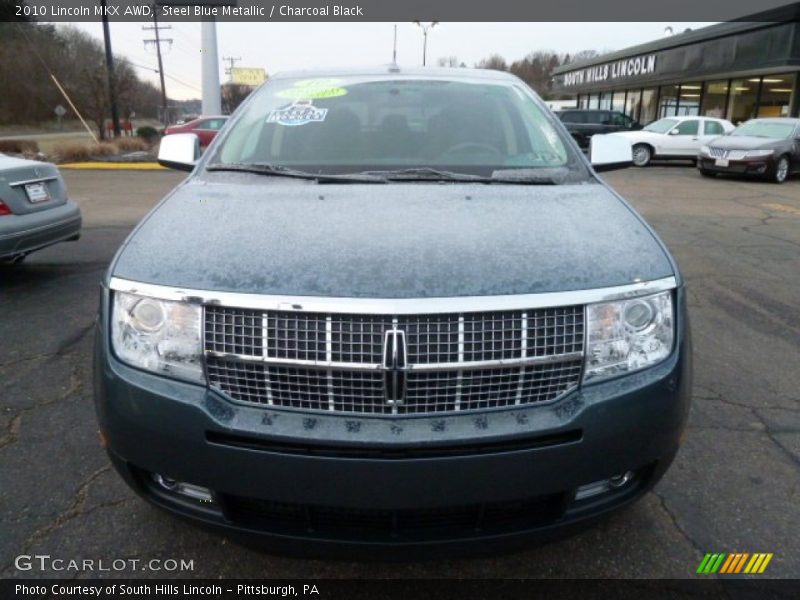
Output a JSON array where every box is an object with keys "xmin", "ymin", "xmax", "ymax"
[
  {"xmin": 489, "ymin": 168, "xmax": 569, "ymax": 185},
  {"xmin": 206, "ymin": 163, "xmax": 386, "ymax": 183},
  {"xmin": 359, "ymin": 167, "xmax": 561, "ymax": 184},
  {"xmin": 359, "ymin": 168, "xmax": 497, "ymax": 182}
]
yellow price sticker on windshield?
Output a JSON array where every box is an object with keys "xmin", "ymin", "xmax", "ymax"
[{"xmin": 276, "ymin": 78, "xmax": 348, "ymax": 100}]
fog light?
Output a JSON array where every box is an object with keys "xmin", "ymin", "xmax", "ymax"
[
  {"xmin": 153, "ymin": 474, "xmax": 214, "ymax": 503},
  {"xmin": 609, "ymin": 471, "xmax": 634, "ymax": 488},
  {"xmin": 575, "ymin": 471, "xmax": 635, "ymax": 500}
]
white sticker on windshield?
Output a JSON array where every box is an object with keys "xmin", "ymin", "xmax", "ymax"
[{"xmin": 266, "ymin": 100, "xmax": 328, "ymax": 127}]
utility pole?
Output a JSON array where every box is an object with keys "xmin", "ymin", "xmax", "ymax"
[
  {"xmin": 413, "ymin": 22, "xmax": 439, "ymax": 67},
  {"xmin": 100, "ymin": 0, "xmax": 120, "ymax": 138},
  {"xmin": 392, "ymin": 24, "xmax": 397, "ymax": 63},
  {"xmin": 143, "ymin": 9, "xmax": 172, "ymax": 125},
  {"xmin": 201, "ymin": 21, "xmax": 222, "ymax": 115},
  {"xmin": 223, "ymin": 56, "xmax": 241, "ymax": 82}
]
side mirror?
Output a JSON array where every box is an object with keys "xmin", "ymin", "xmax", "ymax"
[
  {"xmin": 590, "ymin": 135, "xmax": 633, "ymax": 172},
  {"xmin": 669, "ymin": 129, "xmax": 680, "ymax": 135},
  {"xmin": 158, "ymin": 133, "xmax": 200, "ymax": 172}
]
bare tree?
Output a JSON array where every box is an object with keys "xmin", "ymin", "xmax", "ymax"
[
  {"xmin": 0, "ymin": 23, "xmax": 165, "ymax": 131},
  {"xmin": 567, "ymin": 49, "xmax": 601, "ymax": 64},
  {"xmin": 222, "ymin": 83, "xmax": 254, "ymax": 114},
  {"xmin": 509, "ymin": 51, "xmax": 565, "ymax": 98},
  {"xmin": 475, "ymin": 54, "xmax": 508, "ymax": 71},
  {"xmin": 437, "ymin": 56, "xmax": 461, "ymax": 68}
]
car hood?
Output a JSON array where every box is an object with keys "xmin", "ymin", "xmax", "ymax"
[
  {"xmin": 111, "ymin": 174, "xmax": 674, "ymax": 298},
  {"xmin": 709, "ymin": 135, "xmax": 787, "ymax": 150}
]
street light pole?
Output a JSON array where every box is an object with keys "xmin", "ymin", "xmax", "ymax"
[{"xmin": 413, "ymin": 21, "xmax": 439, "ymax": 66}]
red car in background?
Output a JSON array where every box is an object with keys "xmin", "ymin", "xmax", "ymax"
[{"xmin": 163, "ymin": 116, "xmax": 228, "ymax": 148}]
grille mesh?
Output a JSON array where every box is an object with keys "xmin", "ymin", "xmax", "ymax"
[
  {"xmin": 205, "ymin": 305, "xmax": 584, "ymax": 415},
  {"xmin": 208, "ymin": 359, "xmax": 582, "ymax": 414}
]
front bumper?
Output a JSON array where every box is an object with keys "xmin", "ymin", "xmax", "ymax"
[
  {"xmin": 0, "ymin": 200, "xmax": 82, "ymax": 258},
  {"xmin": 94, "ymin": 287, "xmax": 691, "ymax": 557},
  {"xmin": 698, "ymin": 156, "xmax": 773, "ymax": 176}
]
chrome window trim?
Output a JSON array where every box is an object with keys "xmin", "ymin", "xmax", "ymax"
[{"xmin": 108, "ymin": 276, "xmax": 677, "ymax": 314}]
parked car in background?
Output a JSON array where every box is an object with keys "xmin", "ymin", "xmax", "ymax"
[
  {"xmin": 555, "ymin": 109, "xmax": 641, "ymax": 149},
  {"xmin": 0, "ymin": 154, "xmax": 81, "ymax": 264},
  {"xmin": 95, "ymin": 67, "xmax": 691, "ymax": 557},
  {"xmin": 697, "ymin": 118, "xmax": 800, "ymax": 183},
  {"xmin": 606, "ymin": 116, "xmax": 735, "ymax": 166},
  {"xmin": 163, "ymin": 116, "xmax": 229, "ymax": 148}
]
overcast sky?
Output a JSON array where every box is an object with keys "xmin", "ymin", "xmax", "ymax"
[{"xmin": 69, "ymin": 21, "xmax": 715, "ymax": 100}]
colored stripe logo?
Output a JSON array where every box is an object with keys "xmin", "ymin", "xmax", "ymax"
[{"xmin": 697, "ymin": 553, "xmax": 773, "ymax": 574}]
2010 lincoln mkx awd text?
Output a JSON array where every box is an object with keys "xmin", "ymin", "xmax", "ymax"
[{"xmin": 94, "ymin": 67, "xmax": 692, "ymax": 558}]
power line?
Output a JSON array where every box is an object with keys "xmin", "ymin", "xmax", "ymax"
[{"xmin": 128, "ymin": 61, "xmax": 202, "ymax": 93}]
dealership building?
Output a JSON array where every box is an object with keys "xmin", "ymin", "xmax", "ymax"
[{"xmin": 551, "ymin": 9, "xmax": 800, "ymax": 125}]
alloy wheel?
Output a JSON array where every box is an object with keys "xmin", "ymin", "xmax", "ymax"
[{"xmin": 632, "ymin": 145, "xmax": 651, "ymax": 167}]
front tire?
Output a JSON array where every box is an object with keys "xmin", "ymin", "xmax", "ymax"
[
  {"xmin": 632, "ymin": 144, "xmax": 652, "ymax": 167},
  {"xmin": 771, "ymin": 155, "xmax": 790, "ymax": 184}
]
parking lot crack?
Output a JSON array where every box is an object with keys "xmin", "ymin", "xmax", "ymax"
[
  {"xmin": 0, "ymin": 413, "xmax": 22, "ymax": 449},
  {"xmin": 15, "ymin": 464, "xmax": 112, "ymax": 558},
  {"xmin": 0, "ymin": 322, "xmax": 94, "ymax": 371},
  {"xmin": 0, "ymin": 361, "xmax": 84, "ymax": 453},
  {"xmin": 652, "ymin": 490, "xmax": 705, "ymax": 556},
  {"xmin": 752, "ymin": 409, "xmax": 800, "ymax": 471},
  {"xmin": 54, "ymin": 322, "xmax": 96, "ymax": 357}
]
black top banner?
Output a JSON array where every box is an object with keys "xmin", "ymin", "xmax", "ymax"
[{"xmin": 3, "ymin": 0, "xmax": 800, "ymax": 22}]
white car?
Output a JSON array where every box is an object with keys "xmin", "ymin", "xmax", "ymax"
[{"xmin": 606, "ymin": 116, "xmax": 735, "ymax": 167}]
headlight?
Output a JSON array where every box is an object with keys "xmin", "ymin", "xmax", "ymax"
[
  {"xmin": 699, "ymin": 145, "xmax": 710, "ymax": 155},
  {"xmin": 111, "ymin": 291, "xmax": 204, "ymax": 383},
  {"xmin": 744, "ymin": 149, "xmax": 774, "ymax": 158},
  {"xmin": 584, "ymin": 290, "xmax": 674, "ymax": 382}
]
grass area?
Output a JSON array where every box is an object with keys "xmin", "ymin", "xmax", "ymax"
[
  {"xmin": 35, "ymin": 132, "xmax": 97, "ymax": 155},
  {"xmin": 0, "ymin": 118, "xmax": 163, "ymax": 138}
]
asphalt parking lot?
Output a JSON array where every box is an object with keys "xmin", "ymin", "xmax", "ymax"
[{"xmin": 1, "ymin": 166, "xmax": 799, "ymax": 579}]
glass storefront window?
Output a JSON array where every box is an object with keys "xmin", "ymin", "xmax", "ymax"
[
  {"xmin": 728, "ymin": 79, "xmax": 759, "ymax": 125},
  {"xmin": 640, "ymin": 88, "xmax": 657, "ymax": 124},
  {"xmin": 701, "ymin": 80, "xmax": 729, "ymax": 118},
  {"xmin": 599, "ymin": 92, "xmax": 611, "ymax": 110},
  {"xmin": 678, "ymin": 82, "xmax": 702, "ymax": 116},
  {"xmin": 612, "ymin": 91, "xmax": 626, "ymax": 114},
  {"xmin": 588, "ymin": 93, "xmax": 599, "ymax": 109},
  {"xmin": 659, "ymin": 85, "xmax": 680, "ymax": 118},
  {"xmin": 757, "ymin": 73, "xmax": 796, "ymax": 118},
  {"xmin": 625, "ymin": 89, "xmax": 641, "ymax": 121}
]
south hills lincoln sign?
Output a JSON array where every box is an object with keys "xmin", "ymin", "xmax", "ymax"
[{"xmin": 561, "ymin": 54, "xmax": 657, "ymax": 87}]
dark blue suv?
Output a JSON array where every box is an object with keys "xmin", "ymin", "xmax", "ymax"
[{"xmin": 94, "ymin": 67, "xmax": 691, "ymax": 558}]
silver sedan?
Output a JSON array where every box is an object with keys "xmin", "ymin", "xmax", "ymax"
[{"xmin": 0, "ymin": 154, "xmax": 82, "ymax": 264}]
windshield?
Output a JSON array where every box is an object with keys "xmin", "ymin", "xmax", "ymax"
[
  {"xmin": 643, "ymin": 118, "xmax": 679, "ymax": 134},
  {"xmin": 731, "ymin": 120, "xmax": 795, "ymax": 139},
  {"xmin": 211, "ymin": 76, "xmax": 582, "ymax": 179}
]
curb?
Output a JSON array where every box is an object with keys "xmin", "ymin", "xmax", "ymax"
[{"xmin": 59, "ymin": 162, "xmax": 166, "ymax": 170}]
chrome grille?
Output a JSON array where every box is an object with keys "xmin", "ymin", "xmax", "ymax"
[
  {"xmin": 266, "ymin": 312, "xmax": 326, "ymax": 361},
  {"xmin": 205, "ymin": 305, "xmax": 584, "ymax": 415},
  {"xmin": 708, "ymin": 148, "xmax": 747, "ymax": 160},
  {"xmin": 403, "ymin": 362, "xmax": 583, "ymax": 413},
  {"xmin": 332, "ymin": 314, "xmax": 392, "ymax": 364}
]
